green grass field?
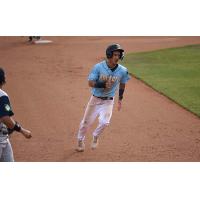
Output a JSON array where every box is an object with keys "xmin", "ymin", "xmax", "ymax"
[{"xmin": 122, "ymin": 44, "xmax": 200, "ymax": 117}]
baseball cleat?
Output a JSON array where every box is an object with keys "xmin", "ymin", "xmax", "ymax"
[
  {"xmin": 76, "ymin": 140, "xmax": 85, "ymax": 152},
  {"xmin": 91, "ymin": 136, "xmax": 99, "ymax": 149}
]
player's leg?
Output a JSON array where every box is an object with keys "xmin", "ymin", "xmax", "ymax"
[
  {"xmin": 77, "ymin": 96, "xmax": 100, "ymax": 140},
  {"xmin": 76, "ymin": 96, "xmax": 100, "ymax": 151},
  {"xmin": 91, "ymin": 100, "xmax": 114, "ymax": 149},
  {"xmin": 94, "ymin": 100, "xmax": 114, "ymax": 136},
  {"xmin": 1, "ymin": 140, "xmax": 14, "ymax": 162},
  {"xmin": 28, "ymin": 36, "xmax": 33, "ymax": 42}
]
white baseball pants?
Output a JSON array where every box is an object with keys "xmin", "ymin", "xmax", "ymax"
[
  {"xmin": 0, "ymin": 139, "xmax": 14, "ymax": 162},
  {"xmin": 77, "ymin": 95, "xmax": 114, "ymax": 141}
]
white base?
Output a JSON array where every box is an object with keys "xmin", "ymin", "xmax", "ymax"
[{"xmin": 33, "ymin": 40, "xmax": 52, "ymax": 44}]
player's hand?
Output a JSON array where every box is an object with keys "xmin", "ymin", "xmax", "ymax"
[
  {"xmin": 20, "ymin": 128, "xmax": 32, "ymax": 139},
  {"xmin": 118, "ymin": 100, "xmax": 122, "ymax": 111},
  {"xmin": 105, "ymin": 81, "xmax": 112, "ymax": 89}
]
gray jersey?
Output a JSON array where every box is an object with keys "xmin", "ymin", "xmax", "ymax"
[
  {"xmin": 0, "ymin": 89, "xmax": 14, "ymax": 161},
  {"xmin": 0, "ymin": 89, "xmax": 12, "ymax": 144}
]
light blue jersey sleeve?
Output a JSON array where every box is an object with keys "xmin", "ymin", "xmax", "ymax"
[
  {"xmin": 120, "ymin": 69, "xmax": 131, "ymax": 84},
  {"xmin": 88, "ymin": 64, "xmax": 99, "ymax": 81}
]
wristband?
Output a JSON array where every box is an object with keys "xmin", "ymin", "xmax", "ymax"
[
  {"xmin": 94, "ymin": 81, "xmax": 106, "ymax": 88},
  {"xmin": 13, "ymin": 121, "xmax": 22, "ymax": 132},
  {"xmin": 119, "ymin": 88, "xmax": 125, "ymax": 100}
]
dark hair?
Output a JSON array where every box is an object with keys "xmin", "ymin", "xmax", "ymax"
[{"xmin": 0, "ymin": 68, "xmax": 6, "ymax": 85}]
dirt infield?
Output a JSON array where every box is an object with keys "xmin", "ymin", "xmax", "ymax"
[{"xmin": 1, "ymin": 36, "xmax": 200, "ymax": 161}]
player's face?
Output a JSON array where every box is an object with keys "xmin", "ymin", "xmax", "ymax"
[{"xmin": 111, "ymin": 51, "xmax": 121, "ymax": 64}]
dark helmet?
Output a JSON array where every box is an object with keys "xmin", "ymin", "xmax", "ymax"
[
  {"xmin": 106, "ymin": 43, "xmax": 124, "ymax": 60},
  {"xmin": 0, "ymin": 68, "xmax": 6, "ymax": 85}
]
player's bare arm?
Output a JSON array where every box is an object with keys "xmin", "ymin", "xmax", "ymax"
[
  {"xmin": 118, "ymin": 83, "xmax": 126, "ymax": 111},
  {"xmin": 0, "ymin": 116, "xmax": 32, "ymax": 139}
]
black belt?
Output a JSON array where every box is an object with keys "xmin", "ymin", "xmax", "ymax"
[{"xmin": 93, "ymin": 95, "xmax": 113, "ymax": 100}]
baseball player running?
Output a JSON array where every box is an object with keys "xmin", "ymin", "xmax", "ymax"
[
  {"xmin": 0, "ymin": 68, "xmax": 32, "ymax": 162},
  {"xmin": 76, "ymin": 44, "xmax": 130, "ymax": 152}
]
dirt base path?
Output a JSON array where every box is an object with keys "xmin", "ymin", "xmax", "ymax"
[{"xmin": 1, "ymin": 36, "xmax": 200, "ymax": 161}]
